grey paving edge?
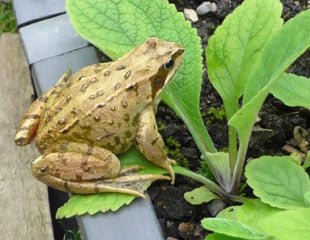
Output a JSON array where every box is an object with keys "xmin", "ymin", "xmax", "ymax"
[
  {"xmin": 13, "ymin": 1, "xmax": 164, "ymax": 239},
  {"xmin": 19, "ymin": 14, "xmax": 88, "ymax": 65},
  {"xmin": 12, "ymin": 0, "xmax": 65, "ymax": 26},
  {"xmin": 31, "ymin": 46, "xmax": 98, "ymax": 94}
]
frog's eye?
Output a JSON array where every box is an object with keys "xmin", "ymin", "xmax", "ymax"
[{"xmin": 164, "ymin": 58, "xmax": 174, "ymax": 70}]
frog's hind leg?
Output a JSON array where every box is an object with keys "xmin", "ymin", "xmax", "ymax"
[
  {"xmin": 32, "ymin": 142, "xmax": 170, "ymax": 197},
  {"xmin": 32, "ymin": 143, "xmax": 169, "ymax": 198},
  {"xmin": 14, "ymin": 70, "xmax": 72, "ymax": 146}
]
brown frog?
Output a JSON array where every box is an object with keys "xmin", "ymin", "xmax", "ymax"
[{"xmin": 15, "ymin": 37, "xmax": 184, "ymax": 197}]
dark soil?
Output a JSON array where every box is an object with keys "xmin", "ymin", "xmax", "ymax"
[{"xmin": 150, "ymin": 0, "xmax": 310, "ymax": 239}]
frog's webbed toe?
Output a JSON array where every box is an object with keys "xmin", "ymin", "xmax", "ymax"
[{"xmin": 93, "ymin": 173, "xmax": 170, "ymax": 198}]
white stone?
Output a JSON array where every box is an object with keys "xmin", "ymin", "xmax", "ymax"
[
  {"xmin": 196, "ymin": 2, "xmax": 211, "ymax": 15},
  {"xmin": 210, "ymin": 2, "xmax": 218, "ymax": 13},
  {"xmin": 184, "ymin": 8, "xmax": 199, "ymax": 23}
]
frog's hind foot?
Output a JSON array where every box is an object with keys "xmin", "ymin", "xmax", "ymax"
[
  {"xmin": 34, "ymin": 172, "xmax": 169, "ymax": 198},
  {"xmin": 94, "ymin": 173, "xmax": 170, "ymax": 198}
]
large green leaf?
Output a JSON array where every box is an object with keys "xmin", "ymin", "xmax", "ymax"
[
  {"xmin": 245, "ymin": 156, "xmax": 310, "ymax": 209},
  {"xmin": 67, "ymin": 0, "xmax": 215, "ymax": 153}
]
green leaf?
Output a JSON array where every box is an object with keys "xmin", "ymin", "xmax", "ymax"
[
  {"xmin": 270, "ymin": 73, "xmax": 310, "ymax": 109},
  {"xmin": 245, "ymin": 156, "xmax": 310, "ymax": 209},
  {"xmin": 206, "ymin": 0, "xmax": 282, "ymax": 119},
  {"xmin": 67, "ymin": 0, "xmax": 216, "ymax": 153},
  {"xmin": 56, "ymin": 192, "xmax": 136, "ymax": 218},
  {"xmin": 201, "ymin": 218, "xmax": 267, "ymax": 240},
  {"xmin": 259, "ymin": 208, "xmax": 310, "ymax": 240},
  {"xmin": 184, "ymin": 186, "xmax": 219, "ymax": 205}
]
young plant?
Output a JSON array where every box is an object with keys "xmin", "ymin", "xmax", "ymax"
[
  {"xmin": 184, "ymin": 0, "xmax": 310, "ymax": 200},
  {"xmin": 57, "ymin": 0, "xmax": 310, "ymax": 224}
]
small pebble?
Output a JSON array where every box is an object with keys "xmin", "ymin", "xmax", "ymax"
[
  {"xmin": 196, "ymin": 2, "xmax": 212, "ymax": 15},
  {"xmin": 210, "ymin": 2, "xmax": 218, "ymax": 13},
  {"xmin": 184, "ymin": 8, "xmax": 199, "ymax": 23}
]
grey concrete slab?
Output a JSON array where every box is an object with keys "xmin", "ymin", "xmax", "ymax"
[
  {"xmin": 77, "ymin": 195, "xmax": 163, "ymax": 240},
  {"xmin": 19, "ymin": 14, "xmax": 88, "ymax": 65},
  {"xmin": 12, "ymin": 0, "xmax": 65, "ymax": 26},
  {"xmin": 31, "ymin": 46, "xmax": 98, "ymax": 94}
]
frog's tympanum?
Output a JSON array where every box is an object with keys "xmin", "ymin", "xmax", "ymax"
[{"xmin": 15, "ymin": 37, "xmax": 184, "ymax": 197}]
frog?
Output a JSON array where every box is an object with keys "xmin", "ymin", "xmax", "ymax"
[{"xmin": 15, "ymin": 37, "xmax": 184, "ymax": 198}]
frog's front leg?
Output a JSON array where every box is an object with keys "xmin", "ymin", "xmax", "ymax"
[
  {"xmin": 15, "ymin": 70, "xmax": 72, "ymax": 146},
  {"xmin": 32, "ymin": 143, "xmax": 169, "ymax": 198},
  {"xmin": 136, "ymin": 105, "xmax": 176, "ymax": 184}
]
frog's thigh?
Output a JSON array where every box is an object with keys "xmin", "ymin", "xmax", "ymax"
[
  {"xmin": 136, "ymin": 106, "xmax": 175, "ymax": 184},
  {"xmin": 32, "ymin": 149, "xmax": 120, "ymax": 193}
]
